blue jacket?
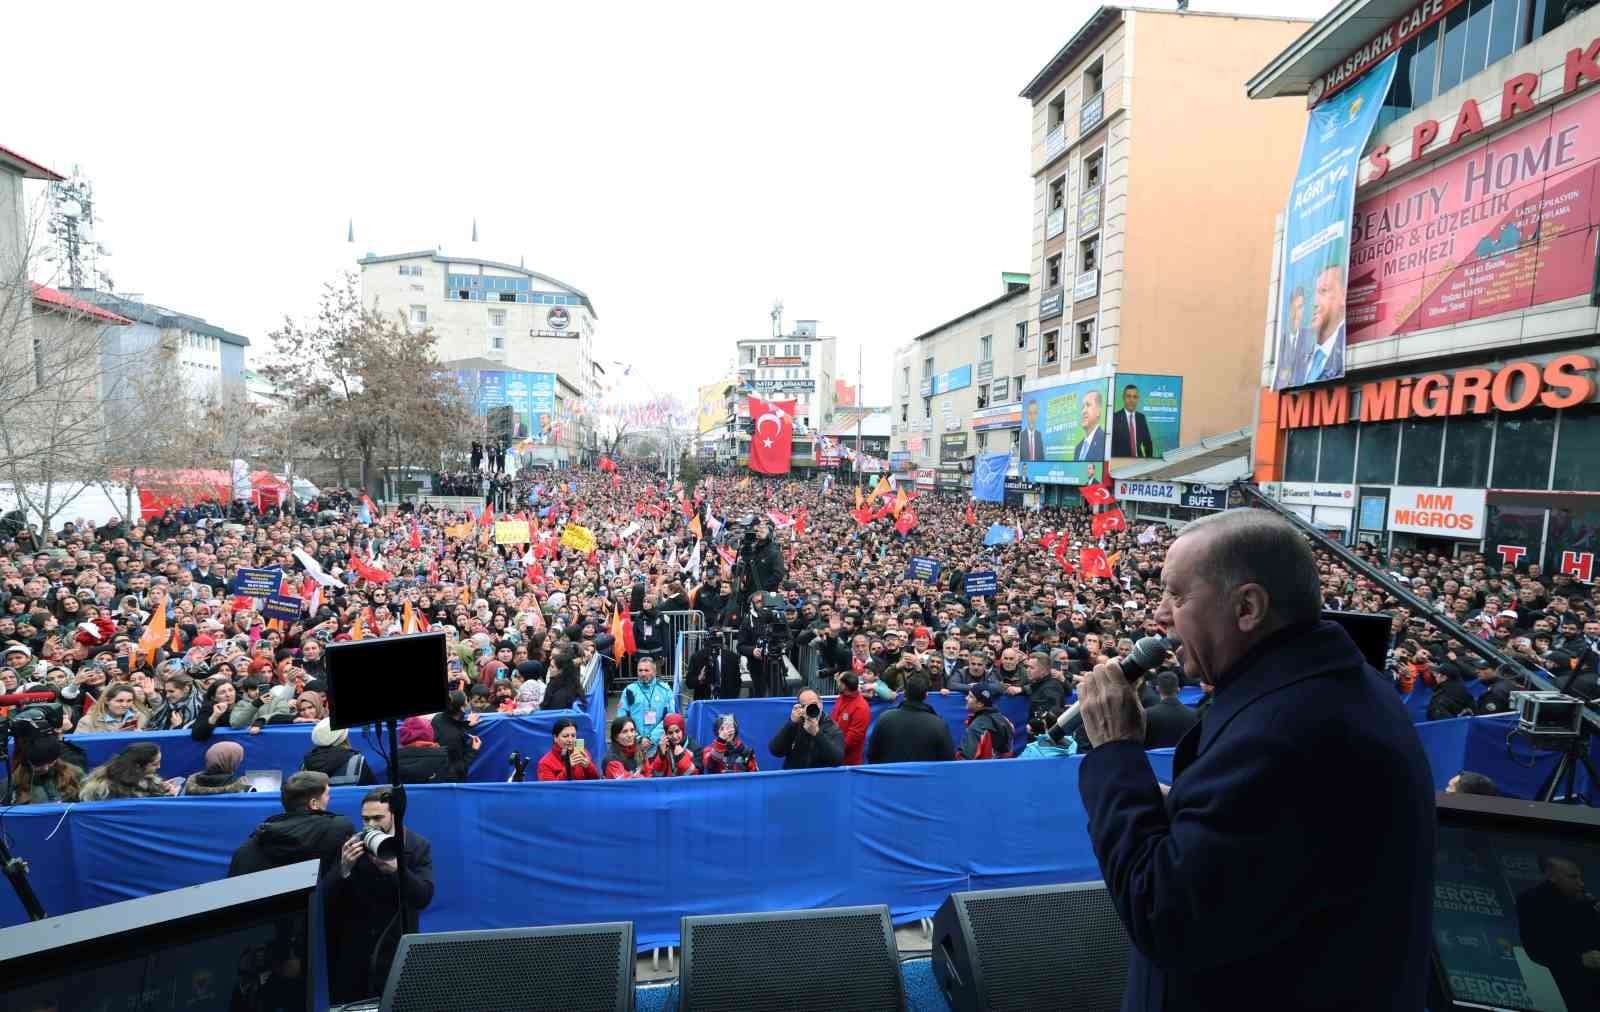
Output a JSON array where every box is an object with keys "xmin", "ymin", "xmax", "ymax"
[
  {"xmin": 618, "ymin": 678, "xmax": 675, "ymax": 744},
  {"xmin": 1078, "ymin": 621, "xmax": 1434, "ymax": 1011},
  {"xmin": 1017, "ymin": 735, "xmax": 1077, "ymax": 759}
]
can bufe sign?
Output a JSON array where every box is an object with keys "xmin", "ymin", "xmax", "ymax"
[{"xmin": 1386, "ymin": 485, "xmax": 1486, "ymax": 538}]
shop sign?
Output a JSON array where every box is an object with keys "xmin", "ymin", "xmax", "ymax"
[
  {"xmin": 1180, "ymin": 484, "xmax": 1227, "ymax": 510},
  {"xmin": 1275, "ymin": 482, "xmax": 1356, "ymax": 506},
  {"xmin": 1308, "ymin": 0, "xmax": 1464, "ymax": 109},
  {"xmin": 1386, "ymin": 485, "xmax": 1486, "ymax": 538},
  {"xmin": 1276, "ymin": 355, "xmax": 1596, "ymax": 430},
  {"xmin": 1114, "ymin": 479, "xmax": 1181, "ymax": 505}
]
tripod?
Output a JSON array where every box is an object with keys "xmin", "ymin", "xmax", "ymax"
[{"xmin": 1536, "ymin": 730, "xmax": 1599, "ymax": 806}]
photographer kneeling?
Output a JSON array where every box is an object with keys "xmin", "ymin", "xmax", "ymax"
[
  {"xmin": 768, "ymin": 688, "xmax": 844, "ymax": 770},
  {"xmin": 326, "ymin": 787, "xmax": 435, "ymax": 1006}
]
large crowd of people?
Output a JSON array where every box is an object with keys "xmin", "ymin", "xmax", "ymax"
[{"xmin": 0, "ymin": 459, "xmax": 1595, "ymax": 805}]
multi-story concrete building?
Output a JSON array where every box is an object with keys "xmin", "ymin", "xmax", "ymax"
[
  {"xmin": 1, "ymin": 144, "xmax": 61, "ymax": 386},
  {"xmin": 65, "ymin": 290, "xmax": 249, "ymax": 399},
  {"xmin": 733, "ymin": 321, "xmax": 837, "ymax": 472},
  {"xmin": 1250, "ymin": 4, "xmax": 1600, "ymax": 573},
  {"xmin": 1018, "ymin": 6, "xmax": 1313, "ymax": 503},
  {"xmin": 696, "ymin": 376, "xmax": 739, "ymax": 465},
  {"xmin": 890, "ymin": 274, "xmax": 1032, "ymax": 500},
  {"xmin": 358, "ymin": 250, "xmax": 601, "ymax": 466}
]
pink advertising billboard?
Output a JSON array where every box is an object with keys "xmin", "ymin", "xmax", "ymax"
[{"xmin": 1346, "ymin": 89, "xmax": 1600, "ymax": 345}]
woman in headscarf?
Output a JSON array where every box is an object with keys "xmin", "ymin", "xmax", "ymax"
[
  {"xmin": 184, "ymin": 741, "xmax": 253, "ymax": 795},
  {"xmin": 648, "ymin": 713, "xmax": 699, "ymax": 776},
  {"xmin": 394, "ymin": 716, "xmax": 451, "ymax": 784},
  {"xmin": 535, "ymin": 717, "xmax": 598, "ymax": 782},
  {"xmin": 510, "ymin": 678, "xmax": 544, "ymax": 715},
  {"xmin": 701, "ymin": 714, "xmax": 758, "ymax": 774},
  {"xmin": 293, "ymin": 695, "xmax": 325, "ymax": 724},
  {"xmin": 300, "ymin": 718, "xmax": 374, "ymax": 785},
  {"xmin": 601, "ymin": 715, "xmax": 648, "ymax": 779},
  {"xmin": 75, "ymin": 682, "xmax": 148, "ymax": 734}
]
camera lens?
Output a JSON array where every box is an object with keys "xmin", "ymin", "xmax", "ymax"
[
  {"xmin": 805, "ymin": 702, "xmax": 820, "ymax": 719},
  {"xmin": 360, "ymin": 827, "xmax": 398, "ymax": 860}
]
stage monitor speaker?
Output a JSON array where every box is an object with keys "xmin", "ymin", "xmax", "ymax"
[
  {"xmin": 680, "ymin": 904, "xmax": 902, "ymax": 1012},
  {"xmin": 380, "ymin": 923, "xmax": 634, "ymax": 1012},
  {"xmin": 932, "ymin": 881, "xmax": 1129, "ymax": 1012}
]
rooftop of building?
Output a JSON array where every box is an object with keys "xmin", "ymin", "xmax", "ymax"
[
  {"xmin": 0, "ymin": 143, "xmax": 63, "ymax": 181},
  {"xmin": 30, "ymin": 283, "xmax": 132, "ymax": 325},
  {"xmin": 1248, "ymin": 0, "xmax": 1431, "ymax": 100},
  {"xmin": 61, "ymin": 289, "xmax": 250, "ymax": 346},
  {"xmin": 910, "ymin": 280, "xmax": 1030, "ymax": 343},
  {"xmin": 1021, "ymin": 5, "xmax": 1315, "ymax": 100},
  {"xmin": 358, "ymin": 250, "xmax": 596, "ymax": 317}
]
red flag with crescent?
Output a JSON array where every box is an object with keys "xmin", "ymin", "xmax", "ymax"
[{"xmin": 747, "ymin": 397, "xmax": 796, "ymax": 475}]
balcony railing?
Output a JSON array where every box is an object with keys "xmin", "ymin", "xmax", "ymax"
[
  {"xmin": 1045, "ymin": 206, "xmax": 1065, "ymax": 239},
  {"xmin": 1044, "ymin": 123, "xmax": 1067, "ymax": 161}
]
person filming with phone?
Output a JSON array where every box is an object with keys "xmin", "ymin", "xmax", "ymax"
[
  {"xmin": 325, "ymin": 787, "xmax": 435, "ymax": 1005},
  {"xmin": 536, "ymin": 717, "xmax": 598, "ymax": 781},
  {"xmin": 768, "ymin": 687, "xmax": 844, "ymax": 770}
]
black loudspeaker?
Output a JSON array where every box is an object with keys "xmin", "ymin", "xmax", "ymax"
[
  {"xmin": 380, "ymin": 923, "xmax": 634, "ymax": 1012},
  {"xmin": 680, "ymin": 904, "xmax": 903, "ymax": 1011},
  {"xmin": 932, "ymin": 882, "xmax": 1130, "ymax": 1012}
]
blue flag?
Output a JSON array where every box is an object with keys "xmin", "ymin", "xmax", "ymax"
[
  {"xmin": 973, "ymin": 453, "xmax": 1009, "ymax": 504},
  {"xmin": 982, "ymin": 523, "xmax": 1015, "ymax": 546},
  {"xmin": 531, "ymin": 484, "xmax": 544, "ymax": 504}
]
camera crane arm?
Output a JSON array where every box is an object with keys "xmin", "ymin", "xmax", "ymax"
[{"xmin": 1231, "ymin": 480, "xmax": 1600, "ymax": 735}]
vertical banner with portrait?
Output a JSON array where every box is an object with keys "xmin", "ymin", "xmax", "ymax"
[
  {"xmin": 1020, "ymin": 376, "xmax": 1111, "ymax": 484},
  {"xmin": 1109, "ymin": 374, "xmax": 1182, "ymax": 460},
  {"xmin": 1272, "ymin": 53, "xmax": 1397, "ymax": 391}
]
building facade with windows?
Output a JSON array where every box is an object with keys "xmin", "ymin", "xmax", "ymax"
[
  {"xmin": 64, "ymin": 290, "xmax": 249, "ymax": 398},
  {"xmin": 1019, "ymin": 6, "xmax": 1313, "ymax": 504},
  {"xmin": 1250, "ymin": 3, "xmax": 1600, "ymax": 575},
  {"xmin": 357, "ymin": 250, "xmax": 598, "ymax": 402},
  {"xmin": 889, "ymin": 276, "xmax": 1032, "ymax": 496},
  {"xmin": 733, "ymin": 321, "xmax": 837, "ymax": 472}
]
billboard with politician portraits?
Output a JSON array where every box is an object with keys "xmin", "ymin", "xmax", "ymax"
[
  {"xmin": 1109, "ymin": 373, "xmax": 1182, "ymax": 460},
  {"xmin": 1018, "ymin": 376, "xmax": 1110, "ymax": 466}
]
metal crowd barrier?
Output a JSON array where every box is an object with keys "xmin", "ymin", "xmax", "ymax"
[
  {"xmin": 417, "ymin": 495, "xmax": 485, "ymax": 515},
  {"xmin": 672, "ymin": 627, "xmax": 742, "ymax": 705},
  {"xmin": 799, "ymin": 640, "xmax": 834, "ymax": 696},
  {"xmin": 660, "ymin": 610, "xmax": 705, "ymax": 683}
]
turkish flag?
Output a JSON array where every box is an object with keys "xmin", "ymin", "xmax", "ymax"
[
  {"xmin": 1079, "ymin": 547, "xmax": 1111, "ymax": 579},
  {"xmin": 748, "ymin": 397, "xmax": 797, "ymax": 474},
  {"xmin": 965, "ymin": 502, "xmax": 976, "ymax": 526},
  {"xmin": 1091, "ymin": 508, "xmax": 1127, "ymax": 538},
  {"xmin": 894, "ymin": 509, "xmax": 918, "ymax": 535},
  {"xmin": 1082, "ymin": 483, "xmax": 1115, "ymax": 507}
]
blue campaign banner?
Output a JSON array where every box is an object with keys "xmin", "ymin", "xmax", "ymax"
[
  {"xmin": 906, "ymin": 556, "xmax": 942, "ymax": 583},
  {"xmin": 1020, "ymin": 376, "xmax": 1110, "ymax": 463},
  {"xmin": 454, "ymin": 368, "xmax": 559, "ymax": 440},
  {"xmin": 972, "ymin": 452, "xmax": 1009, "ymax": 503},
  {"xmin": 1271, "ymin": 52, "xmax": 1397, "ymax": 391},
  {"xmin": 920, "ymin": 364, "xmax": 973, "ymax": 397},
  {"xmin": 260, "ymin": 594, "xmax": 302, "ymax": 622},
  {"xmin": 229, "ymin": 566, "xmax": 281, "ymax": 598},
  {"xmin": 964, "ymin": 570, "xmax": 998, "ymax": 597},
  {"xmin": 1110, "ymin": 374, "xmax": 1182, "ymax": 460}
]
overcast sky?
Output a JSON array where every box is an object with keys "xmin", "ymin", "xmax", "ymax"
[{"xmin": 8, "ymin": 0, "xmax": 1332, "ymax": 409}]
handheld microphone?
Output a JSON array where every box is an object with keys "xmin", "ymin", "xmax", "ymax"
[
  {"xmin": 0, "ymin": 692, "xmax": 58, "ymax": 708},
  {"xmin": 1052, "ymin": 634, "xmax": 1180, "ymax": 739}
]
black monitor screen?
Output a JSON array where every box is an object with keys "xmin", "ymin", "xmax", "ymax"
[
  {"xmin": 1433, "ymin": 797, "xmax": 1600, "ymax": 1011},
  {"xmin": 325, "ymin": 631, "xmax": 450, "ymax": 730},
  {"xmin": 1322, "ymin": 609, "xmax": 1391, "ymax": 671}
]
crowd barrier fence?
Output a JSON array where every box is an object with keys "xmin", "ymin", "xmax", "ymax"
[{"xmin": 1, "ymin": 715, "xmax": 1589, "ymax": 946}]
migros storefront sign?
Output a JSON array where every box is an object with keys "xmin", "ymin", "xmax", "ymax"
[{"xmin": 1276, "ymin": 354, "xmax": 1596, "ymax": 430}]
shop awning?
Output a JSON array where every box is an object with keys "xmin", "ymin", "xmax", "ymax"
[{"xmin": 1110, "ymin": 427, "xmax": 1252, "ymax": 484}]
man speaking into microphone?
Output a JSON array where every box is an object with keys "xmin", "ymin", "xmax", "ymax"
[{"xmin": 1076, "ymin": 509, "xmax": 1435, "ymax": 1011}]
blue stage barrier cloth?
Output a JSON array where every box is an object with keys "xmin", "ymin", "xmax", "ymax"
[
  {"xmin": 7, "ymin": 713, "xmax": 1587, "ymax": 941},
  {"xmin": 64, "ymin": 709, "xmax": 602, "ymax": 784}
]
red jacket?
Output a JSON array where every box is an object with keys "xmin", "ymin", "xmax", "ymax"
[
  {"xmin": 831, "ymin": 690, "xmax": 871, "ymax": 766},
  {"xmin": 536, "ymin": 744, "xmax": 599, "ymax": 782},
  {"xmin": 647, "ymin": 744, "xmax": 698, "ymax": 776}
]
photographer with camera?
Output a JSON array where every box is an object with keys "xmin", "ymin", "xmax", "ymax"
[
  {"xmin": 5, "ymin": 702, "xmax": 83, "ymax": 804},
  {"xmin": 326, "ymin": 787, "xmax": 435, "ymax": 1006},
  {"xmin": 768, "ymin": 688, "xmax": 845, "ymax": 770},
  {"xmin": 745, "ymin": 520, "xmax": 786, "ymax": 594}
]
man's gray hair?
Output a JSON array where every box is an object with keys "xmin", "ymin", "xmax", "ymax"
[{"xmin": 1176, "ymin": 510, "xmax": 1321, "ymax": 626}]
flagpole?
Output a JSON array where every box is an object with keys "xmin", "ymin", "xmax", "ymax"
[{"xmin": 855, "ymin": 342, "xmax": 863, "ymax": 488}]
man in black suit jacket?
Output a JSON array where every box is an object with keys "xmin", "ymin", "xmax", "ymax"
[
  {"xmin": 1142, "ymin": 670, "xmax": 1197, "ymax": 748},
  {"xmin": 1516, "ymin": 855, "xmax": 1600, "ymax": 1011},
  {"xmin": 1111, "ymin": 384, "xmax": 1156, "ymax": 458},
  {"xmin": 1020, "ymin": 399, "xmax": 1046, "ymax": 461},
  {"xmin": 688, "ymin": 639, "xmax": 742, "ymax": 700},
  {"xmin": 1076, "ymin": 509, "xmax": 1434, "ymax": 1011}
]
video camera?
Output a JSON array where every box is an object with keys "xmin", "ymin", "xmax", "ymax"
[{"xmin": 0, "ymin": 702, "xmax": 63, "ymax": 744}]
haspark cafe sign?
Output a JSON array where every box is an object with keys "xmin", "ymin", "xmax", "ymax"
[
  {"xmin": 1307, "ymin": 0, "xmax": 1462, "ymax": 110},
  {"xmin": 1276, "ymin": 354, "xmax": 1596, "ymax": 430}
]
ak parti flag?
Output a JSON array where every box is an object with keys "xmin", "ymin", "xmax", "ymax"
[
  {"xmin": 1091, "ymin": 508, "xmax": 1127, "ymax": 538},
  {"xmin": 140, "ymin": 606, "xmax": 168, "ymax": 666},
  {"xmin": 747, "ymin": 397, "xmax": 797, "ymax": 475},
  {"xmin": 893, "ymin": 487, "xmax": 908, "ymax": 518},
  {"xmin": 872, "ymin": 477, "xmax": 891, "ymax": 499},
  {"xmin": 689, "ymin": 515, "xmax": 704, "ymax": 540}
]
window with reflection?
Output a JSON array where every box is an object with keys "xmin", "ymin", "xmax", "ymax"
[
  {"xmin": 1397, "ymin": 418, "xmax": 1445, "ymax": 486},
  {"xmin": 1318, "ymin": 424, "xmax": 1357, "ymax": 484},
  {"xmin": 1492, "ymin": 408, "xmax": 1556, "ymax": 490},
  {"xmin": 1552, "ymin": 403, "xmax": 1600, "ymax": 492},
  {"xmin": 1355, "ymin": 422, "xmax": 1399, "ymax": 484},
  {"xmin": 1442, "ymin": 415, "xmax": 1493, "ymax": 487},
  {"xmin": 1285, "ymin": 428, "xmax": 1319, "ymax": 482}
]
